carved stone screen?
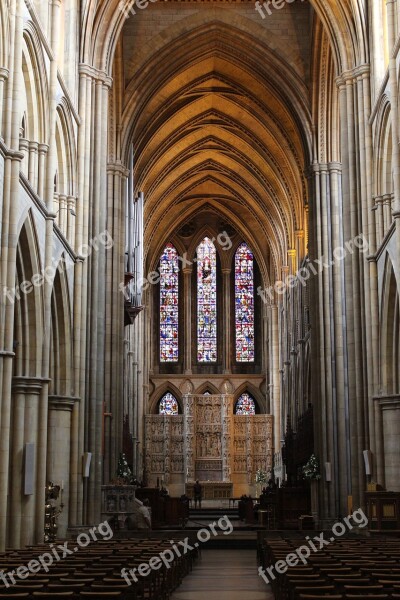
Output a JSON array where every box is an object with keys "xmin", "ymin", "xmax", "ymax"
[{"xmin": 145, "ymin": 394, "xmax": 273, "ymax": 497}]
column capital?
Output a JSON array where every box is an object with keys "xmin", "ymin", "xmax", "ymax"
[
  {"xmin": 78, "ymin": 63, "xmax": 113, "ymax": 88},
  {"xmin": 336, "ymin": 64, "xmax": 370, "ymax": 87},
  {"xmin": 374, "ymin": 394, "xmax": 400, "ymax": 410},
  {"xmin": 19, "ymin": 138, "xmax": 29, "ymax": 151},
  {"xmin": 38, "ymin": 143, "xmax": 49, "ymax": 155},
  {"xmin": 0, "ymin": 67, "xmax": 9, "ymax": 81},
  {"xmin": 12, "ymin": 376, "xmax": 50, "ymax": 395},
  {"xmin": 182, "ymin": 267, "xmax": 192, "ymax": 275},
  {"xmin": 28, "ymin": 141, "xmax": 39, "ymax": 151},
  {"xmin": 49, "ymin": 395, "xmax": 80, "ymax": 412},
  {"xmin": 107, "ymin": 160, "xmax": 130, "ymax": 178}
]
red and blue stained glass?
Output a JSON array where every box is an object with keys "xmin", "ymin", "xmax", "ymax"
[
  {"xmin": 235, "ymin": 393, "xmax": 256, "ymax": 415},
  {"xmin": 159, "ymin": 393, "xmax": 179, "ymax": 415},
  {"xmin": 197, "ymin": 237, "xmax": 217, "ymax": 362},
  {"xmin": 235, "ymin": 242, "xmax": 255, "ymax": 362},
  {"xmin": 160, "ymin": 243, "xmax": 179, "ymax": 362}
]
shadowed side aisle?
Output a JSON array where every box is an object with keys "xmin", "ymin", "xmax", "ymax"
[{"xmin": 170, "ymin": 549, "xmax": 274, "ymax": 600}]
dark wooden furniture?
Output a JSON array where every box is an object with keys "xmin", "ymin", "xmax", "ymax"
[
  {"xmin": 365, "ymin": 490, "xmax": 400, "ymax": 531},
  {"xmin": 277, "ymin": 486, "xmax": 311, "ymax": 529}
]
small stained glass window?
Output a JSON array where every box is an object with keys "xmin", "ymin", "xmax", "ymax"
[
  {"xmin": 159, "ymin": 393, "xmax": 179, "ymax": 415},
  {"xmin": 235, "ymin": 393, "xmax": 256, "ymax": 415}
]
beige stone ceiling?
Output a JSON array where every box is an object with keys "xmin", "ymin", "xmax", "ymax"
[{"xmin": 116, "ymin": 7, "xmax": 316, "ymax": 281}]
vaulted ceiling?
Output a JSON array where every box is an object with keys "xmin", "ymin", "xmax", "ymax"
[
  {"xmin": 101, "ymin": 1, "xmax": 364, "ymax": 282},
  {"xmin": 118, "ymin": 9, "xmax": 315, "ymax": 281}
]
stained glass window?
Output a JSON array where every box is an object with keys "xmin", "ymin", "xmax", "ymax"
[
  {"xmin": 160, "ymin": 243, "xmax": 179, "ymax": 362},
  {"xmin": 197, "ymin": 237, "xmax": 217, "ymax": 362},
  {"xmin": 235, "ymin": 242, "xmax": 255, "ymax": 362},
  {"xmin": 159, "ymin": 393, "xmax": 179, "ymax": 415},
  {"xmin": 235, "ymin": 393, "xmax": 256, "ymax": 415}
]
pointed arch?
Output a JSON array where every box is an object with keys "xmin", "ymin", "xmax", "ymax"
[
  {"xmin": 234, "ymin": 392, "xmax": 256, "ymax": 416},
  {"xmin": 21, "ymin": 23, "xmax": 49, "ymax": 143},
  {"xmin": 234, "ymin": 382, "xmax": 266, "ymax": 414},
  {"xmin": 374, "ymin": 97, "xmax": 393, "ymax": 197},
  {"xmin": 49, "ymin": 260, "xmax": 73, "ymax": 396},
  {"xmin": 195, "ymin": 382, "xmax": 220, "ymax": 395},
  {"xmin": 13, "ymin": 212, "xmax": 44, "ymax": 378},
  {"xmin": 380, "ymin": 255, "xmax": 400, "ymax": 395},
  {"xmin": 158, "ymin": 392, "xmax": 179, "ymax": 415},
  {"xmin": 149, "ymin": 382, "xmax": 183, "ymax": 414},
  {"xmin": 55, "ymin": 102, "xmax": 77, "ymax": 196}
]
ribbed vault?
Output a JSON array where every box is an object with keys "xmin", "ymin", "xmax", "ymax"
[
  {"xmin": 100, "ymin": 1, "xmax": 365, "ymax": 284},
  {"xmin": 117, "ymin": 19, "xmax": 315, "ymax": 282}
]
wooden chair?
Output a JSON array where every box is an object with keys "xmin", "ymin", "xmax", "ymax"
[
  {"xmin": 298, "ymin": 595, "xmax": 343, "ymax": 599},
  {"xmin": 0, "ymin": 595, "xmax": 30, "ymax": 599},
  {"xmin": 33, "ymin": 593, "xmax": 75, "ymax": 597},
  {"xmin": 80, "ymin": 593, "xmax": 122, "ymax": 598},
  {"xmin": 343, "ymin": 585, "xmax": 384, "ymax": 594},
  {"xmin": 344, "ymin": 596, "xmax": 389, "ymax": 600}
]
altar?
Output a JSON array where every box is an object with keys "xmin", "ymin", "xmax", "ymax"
[
  {"xmin": 186, "ymin": 482, "xmax": 233, "ymax": 500},
  {"xmin": 145, "ymin": 394, "xmax": 273, "ymax": 497}
]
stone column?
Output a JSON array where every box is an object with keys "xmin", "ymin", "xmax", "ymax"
[
  {"xmin": 47, "ymin": 396, "xmax": 77, "ymax": 537},
  {"xmin": 8, "ymin": 377, "xmax": 44, "ymax": 548},
  {"xmin": 58, "ymin": 194, "xmax": 68, "ymax": 234},
  {"xmin": 221, "ymin": 395, "xmax": 233, "ymax": 482},
  {"xmin": 28, "ymin": 141, "xmax": 39, "ymax": 192},
  {"xmin": 19, "ymin": 137, "xmax": 29, "ymax": 176},
  {"xmin": 104, "ymin": 161, "xmax": 128, "ymax": 482},
  {"xmin": 269, "ymin": 304, "xmax": 280, "ymax": 453},
  {"xmin": 0, "ymin": 67, "xmax": 9, "ymax": 138},
  {"xmin": 183, "ymin": 395, "xmax": 195, "ymax": 482},
  {"xmin": 376, "ymin": 396, "xmax": 400, "ymax": 492},
  {"xmin": 183, "ymin": 267, "xmax": 192, "ymax": 374},
  {"xmin": 37, "ymin": 144, "xmax": 49, "ymax": 200},
  {"xmin": 70, "ymin": 68, "xmax": 93, "ymax": 527},
  {"xmin": 0, "ymin": 0, "xmax": 25, "ymax": 553}
]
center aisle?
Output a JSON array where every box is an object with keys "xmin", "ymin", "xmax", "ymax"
[{"xmin": 171, "ymin": 549, "xmax": 274, "ymax": 600}]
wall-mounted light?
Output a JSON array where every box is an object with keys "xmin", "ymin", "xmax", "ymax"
[
  {"xmin": 325, "ymin": 462, "xmax": 332, "ymax": 482},
  {"xmin": 363, "ymin": 450, "xmax": 372, "ymax": 475}
]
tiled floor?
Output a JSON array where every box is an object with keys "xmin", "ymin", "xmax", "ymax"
[{"xmin": 171, "ymin": 549, "xmax": 274, "ymax": 600}]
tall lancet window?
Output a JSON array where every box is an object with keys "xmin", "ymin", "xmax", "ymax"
[
  {"xmin": 235, "ymin": 242, "xmax": 255, "ymax": 362},
  {"xmin": 197, "ymin": 237, "xmax": 217, "ymax": 362},
  {"xmin": 160, "ymin": 243, "xmax": 179, "ymax": 362}
]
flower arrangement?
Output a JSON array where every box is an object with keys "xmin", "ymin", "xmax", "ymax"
[
  {"xmin": 116, "ymin": 453, "xmax": 134, "ymax": 484},
  {"xmin": 302, "ymin": 454, "xmax": 321, "ymax": 481},
  {"xmin": 255, "ymin": 468, "xmax": 268, "ymax": 485}
]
